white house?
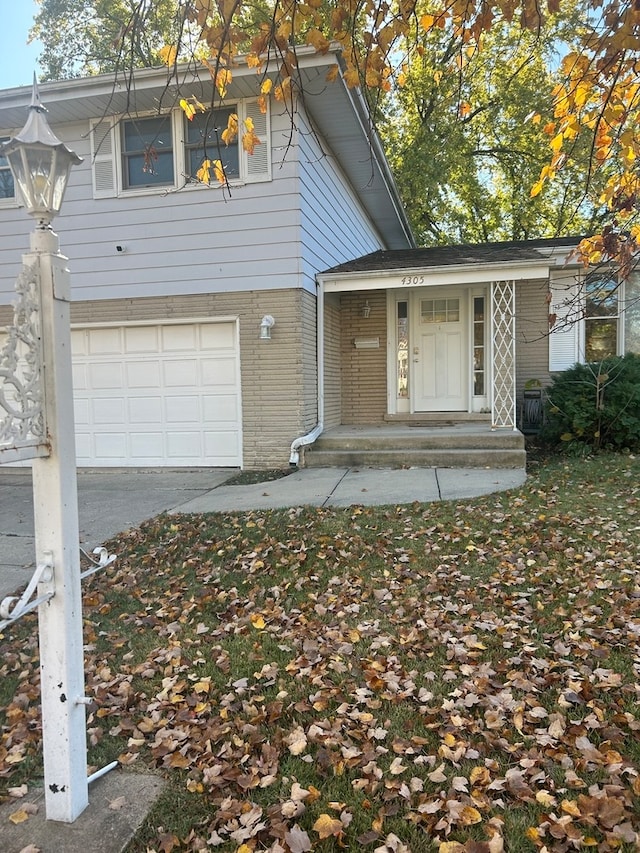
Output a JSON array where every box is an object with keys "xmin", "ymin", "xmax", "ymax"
[{"xmin": 0, "ymin": 52, "xmax": 636, "ymax": 470}]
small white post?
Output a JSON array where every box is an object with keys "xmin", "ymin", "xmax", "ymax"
[{"xmin": 29, "ymin": 226, "xmax": 88, "ymax": 822}]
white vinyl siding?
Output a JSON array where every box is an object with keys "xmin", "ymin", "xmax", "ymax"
[{"xmin": 89, "ymin": 99, "xmax": 270, "ymax": 199}]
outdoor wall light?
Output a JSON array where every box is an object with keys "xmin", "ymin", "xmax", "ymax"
[
  {"xmin": 260, "ymin": 314, "xmax": 275, "ymax": 340},
  {"xmin": 0, "ymin": 77, "xmax": 82, "ymax": 228},
  {"xmin": 362, "ymin": 300, "xmax": 371, "ymax": 318}
]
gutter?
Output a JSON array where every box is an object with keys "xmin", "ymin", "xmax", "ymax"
[{"xmin": 289, "ymin": 279, "xmax": 325, "ymax": 465}]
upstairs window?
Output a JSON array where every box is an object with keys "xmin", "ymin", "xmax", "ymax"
[
  {"xmin": 121, "ymin": 115, "xmax": 174, "ymax": 189},
  {"xmin": 185, "ymin": 107, "xmax": 239, "ymax": 182},
  {"xmin": 0, "ymin": 137, "xmax": 15, "ymax": 201},
  {"xmin": 584, "ymin": 273, "xmax": 619, "ymax": 362},
  {"xmin": 90, "ymin": 98, "xmax": 270, "ymax": 199}
]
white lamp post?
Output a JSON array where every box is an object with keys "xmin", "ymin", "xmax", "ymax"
[{"xmin": 1, "ymin": 79, "xmax": 88, "ymax": 822}]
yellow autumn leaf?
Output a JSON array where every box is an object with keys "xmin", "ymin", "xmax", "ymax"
[
  {"xmin": 250, "ymin": 613, "xmax": 266, "ymax": 629},
  {"xmin": 9, "ymin": 808, "xmax": 31, "ymax": 824},
  {"xmin": 237, "ymin": 845, "xmax": 253, "ymax": 853},
  {"xmin": 306, "ymin": 28, "xmax": 330, "ymax": 53},
  {"xmin": 535, "ymin": 790, "xmax": 557, "ymax": 807},
  {"xmin": 458, "ymin": 805, "xmax": 482, "ymax": 826},
  {"xmin": 313, "ymin": 813, "xmax": 343, "ymax": 839},
  {"xmin": 561, "ymin": 799, "xmax": 581, "ymax": 817},
  {"xmin": 180, "ymin": 99, "xmax": 196, "ymax": 121},
  {"xmin": 158, "ymin": 45, "xmax": 177, "ymax": 66},
  {"xmin": 439, "ymin": 843, "xmax": 465, "ymax": 853},
  {"xmin": 470, "ymin": 766, "xmax": 491, "ymax": 786},
  {"xmin": 193, "ymin": 679, "xmax": 211, "ymax": 693},
  {"xmin": 261, "ymin": 79, "xmax": 273, "ymax": 95},
  {"xmin": 326, "ymin": 64, "xmax": 339, "ymax": 83}
]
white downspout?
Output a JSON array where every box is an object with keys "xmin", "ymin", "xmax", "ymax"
[{"xmin": 290, "ymin": 279, "xmax": 325, "ymax": 465}]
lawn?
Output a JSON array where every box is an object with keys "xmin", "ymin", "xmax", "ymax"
[{"xmin": 1, "ymin": 453, "xmax": 640, "ymax": 852}]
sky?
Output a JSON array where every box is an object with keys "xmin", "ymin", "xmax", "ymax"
[{"xmin": 0, "ymin": 2, "xmax": 43, "ymax": 89}]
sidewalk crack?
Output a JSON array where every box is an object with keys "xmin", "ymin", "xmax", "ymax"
[
  {"xmin": 322, "ymin": 468, "xmax": 351, "ymax": 507},
  {"xmin": 434, "ymin": 468, "xmax": 442, "ymax": 500}
]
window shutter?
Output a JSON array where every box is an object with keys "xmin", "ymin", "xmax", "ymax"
[
  {"xmin": 90, "ymin": 118, "xmax": 117, "ymax": 198},
  {"xmin": 242, "ymin": 99, "xmax": 271, "ymax": 182},
  {"xmin": 548, "ymin": 274, "xmax": 582, "ymax": 371}
]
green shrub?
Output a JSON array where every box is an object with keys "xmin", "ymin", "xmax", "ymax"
[{"xmin": 541, "ymin": 353, "xmax": 640, "ymax": 454}]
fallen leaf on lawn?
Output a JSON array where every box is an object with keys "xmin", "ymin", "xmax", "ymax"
[
  {"xmin": 18, "ymin": 846, "xmax": 41, "ymax": 853},
  {"xmin": 250, "ymin": 613, "xmax": 266, "ymax": 629},
  {"xmin": 286, "ymin": 726, "xmax": 308, "ymax": 755},
  {"xmin": 313, "ymin": 813, "xmax": 344, "ymax": 839},
  {"xmin": 285, "ymin": 824, "xmax": 312, "ymax": 852},
  {"xmin": 8, "ymin": 784, "xmax": 28, "ymax": 798}
]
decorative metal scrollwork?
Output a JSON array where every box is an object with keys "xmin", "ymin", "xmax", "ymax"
[
  {"xmin": 0, "ymin": 262, "xmax": 48, "ymax": 458},
  {"xmin": 0, "ymin": 552, "xmax": 54, "ymax": 630}
]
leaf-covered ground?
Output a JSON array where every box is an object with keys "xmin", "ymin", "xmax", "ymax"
[{"xmin": 1, "ymin": 454, "xmax": 640, "ymax": 853}]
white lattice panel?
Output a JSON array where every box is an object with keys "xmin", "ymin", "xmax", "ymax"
[{"xmin": 491, "ymin": 280, "xmax": 516, "ymax": 428}]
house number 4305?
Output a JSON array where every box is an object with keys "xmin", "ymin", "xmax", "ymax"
[{"xmin": 401, "ymin": 275, "xmax": 424, "ymax": 286}]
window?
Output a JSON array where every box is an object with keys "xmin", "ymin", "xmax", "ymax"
[
  {"xmin": 0, "ymin": 137, "xmax": 15, "ymax": 201},
  {"xmin": 90, "ymin": 98, "xmax": 270, "ymax": 198},
  {"xmin": 584, "ymin": 273, "xmax": 619, "ymax": 361},
  {"xmin": 122, "ymin": 115, "xmax": 174, "ymax": 189},
  {"xmin": 185, "ymin": 108, "xmax": 239, "ymax": 182},
  {"xmin": 396, "ymin": 301, "xmax": 408, "ymax": 398},
  {"xmin": 420, "ymin": 298, "xmax": 460, "ymax": 323},
  {"xmin": 473, "ymin": 296, "xmax": 485, "ymax": 395}
]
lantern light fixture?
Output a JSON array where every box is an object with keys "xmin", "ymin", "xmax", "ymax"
[
  {"xmin": 260, "ymin": 314, "xmax": 275, "ymax": 340},
  {"xmin": 0, "ymin": 76, "xmax": 82, "ymax": 228}
]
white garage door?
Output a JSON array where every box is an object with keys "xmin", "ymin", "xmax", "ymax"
[{"xmin": 71, "ymin": 321, "xmax": 242, "ymax": 467}]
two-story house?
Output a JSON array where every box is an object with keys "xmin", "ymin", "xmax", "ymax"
[{"xmin": 0, "ymin": 51, "xmax": 637, "ymax": 470}]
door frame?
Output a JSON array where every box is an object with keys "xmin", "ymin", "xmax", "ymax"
[{"xmin": 386, "ymin": 286, "xmax": 490, "ymax": 416}]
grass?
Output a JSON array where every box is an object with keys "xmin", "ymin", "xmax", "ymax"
[{"xmin": 1, "ymin": 452, "xmax": 640, "ymax": 852}]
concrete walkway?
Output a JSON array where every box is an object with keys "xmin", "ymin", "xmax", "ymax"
[{"xmin": 0, "ymin": 465, "xmax": 526, "ymax": 600}]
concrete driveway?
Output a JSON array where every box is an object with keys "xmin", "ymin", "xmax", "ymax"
[{"xmin": 0, "ymin": 468, "xmax": 233, "ymax": 600}]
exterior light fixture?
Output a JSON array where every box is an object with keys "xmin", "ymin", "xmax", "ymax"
[
  {"xmin": 0, "ymin": 77, "xmax": 82, "ymax": 228},
  {"xmin": 260, "ymin": 314, "xmax": 275, "ymax": 339},
  {"xmin": 362, "ymin": 300, "xmax": 371, "ymax": 318}
]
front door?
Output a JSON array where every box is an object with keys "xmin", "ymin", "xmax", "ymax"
[{"xmin": 412, "ymin": 289, "xmax": 467, "ymax": 411}]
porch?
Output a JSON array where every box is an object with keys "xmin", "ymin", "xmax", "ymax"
[{"xmin": 301, "ymin": 418, "xmax": 526, "ymax": 469}]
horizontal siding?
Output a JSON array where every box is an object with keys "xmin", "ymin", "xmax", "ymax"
[
  {"xmin": 340, "ymin": 290, "xmax": 388, "ymax": 424},
  {"xmin": 0, "ymin": 107, "xmax": 307, "ymax": 306},
  {"xmin": 515, "ymin": 278, "xmax": 553, "ymax": 402},
  {"xmin": 297, "ymin": 109, "xmax": 384, "ymax": 289}
]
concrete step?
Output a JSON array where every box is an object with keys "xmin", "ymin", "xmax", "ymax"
[
  {"xmin": 303, "ymin": 447, "xmax": 527, "ymax": 469},
  {"xmin": 309, "ymin": 431, "xmax": 524, "ymax": 452}
]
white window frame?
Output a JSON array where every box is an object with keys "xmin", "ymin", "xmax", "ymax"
[
  {"xmin": 549, "ymin": 268, "xmax": 626, "ymax": 371},
  {"xmin": 0, "ymin": 133, "xmax": 19, "ymax": 209},
  {"xmin": 90, "ymin": 98, "xmax": 271, "ymax": 199}
]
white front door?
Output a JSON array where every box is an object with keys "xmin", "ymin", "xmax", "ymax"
[{"xmin": 412, "ymin": 289, "xmax": 467, "ymax": 411}]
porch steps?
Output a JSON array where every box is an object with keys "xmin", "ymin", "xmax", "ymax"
[{"xmin": 302, "ymin": 423, "xmax": 526, "ymax": 469}]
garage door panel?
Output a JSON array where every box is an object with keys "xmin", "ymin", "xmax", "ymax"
[
  {"xmin": 88, "ymin": 328, "xmax": 121, "ymax": 355},
  {"xmin": 167, "ymin": 432, "xmax": 201, "ymax": 457},
  {"xmin": 127, "ymin": 361, "xmax": 161, "ymax": 388},
  {"xmin": 200, "ymin": 323, "xmax": 235, "ymax": 349},
  {"xmin": 203, "ymin": 394, "xmax": 238, "ymax": 421},
  {"xmin": 72, "ymin": 321, "xmax": 241, "ymax": 466},
  {"xmin": 94, "ymin": 433, "xmax": 127, "ymax": 457},
  {"xmin": 163, "ymin": 359, "xmax": 197, "ymax": 387},
  {"xmin": 165, "ymin": 396, "xmax": 200, "ymax": 422},
  {"xmin": 162, "ymin": 325, "xmax": 197, "ymax": 351},
  {"xmin": 125, "ymin": 326, "xmax": 159, "ymax": 353},
  {"xmin": 129, "ymin": 397, "xmax": 162, "ymax": 422},
  {"xmin": 130, "ymin": 434, "xmax": 164, "ymax": 457},
  {"xmin": 204, "ymin": 431, "xmax": 240, "ymax": 458},
  {"xmin": 201, "ymin": 357, "xmax": 237, "ymax": 385},
  {"xmin": 89, "ymin": 362, "xmax": 123, "ymax": 389},
  {"xmin": 92, "ymin": 398, "xmax": 126, "ymax": 424}
]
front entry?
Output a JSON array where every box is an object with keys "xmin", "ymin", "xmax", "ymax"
[{"xmin": 412, "ymin": 289, "xmax": 467, "ymax": 411}]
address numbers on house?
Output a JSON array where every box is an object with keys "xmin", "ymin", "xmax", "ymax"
[{"xmin": 401, "ymin": 275, "xmax": 425, "ymax": 286}]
